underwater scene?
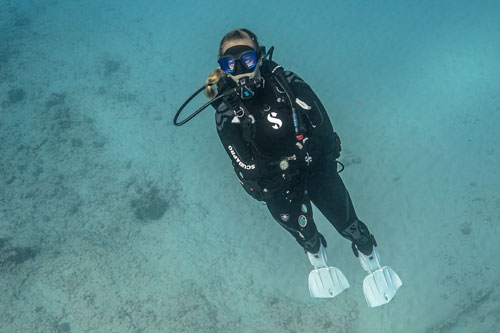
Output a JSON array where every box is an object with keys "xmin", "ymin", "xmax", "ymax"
[{"xmin": 1, "ymin": 0, "xmax": 500, "ymax": 332}]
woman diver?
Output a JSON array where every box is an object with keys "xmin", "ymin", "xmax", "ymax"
[{"xmin": 179, "ymin": 28, "xmax": 402, "ymax": 307}]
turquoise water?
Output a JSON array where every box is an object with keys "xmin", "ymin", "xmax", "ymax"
[{"xmin": 1, "ymin": 1, "xmax": 499, "ymax": 332}]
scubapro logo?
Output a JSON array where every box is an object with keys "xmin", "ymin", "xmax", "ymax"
[
  {"xmin": 228, "ymin": 145, "xmax": 255, "ymax": 170},
  {"xmin": 267, "ymin": 112, "xmax": 283, "ymax": 129}
]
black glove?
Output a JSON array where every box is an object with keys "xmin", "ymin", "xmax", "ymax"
[
  {"xmin": 307, "ymin": 131, "xmax": 342, "ymax": 167},
  {"xmin": 258, "ymin": 174, "xmax": 288, "ymax": 195},
  {"xmin": 235, "ymin": 171, "xmax": 267, "ymax": 201},
  {"xmin": 236, "ymin": 171, "xmax": 292, "ymax": 202}
]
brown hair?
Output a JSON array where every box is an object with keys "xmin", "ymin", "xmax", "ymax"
[{"xmin": 205, "ymin": 28, "xmax": 259, "ymax": 98}]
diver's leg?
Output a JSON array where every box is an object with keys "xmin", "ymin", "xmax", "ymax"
[
  {"xmin": 266, "ymin": 185, "xmax": 349, "ymax": 298},
  {"xmin": 308, "ymin": 163, "xmax": 402, "ymax": 305},
  {"xmin": 265, "ymin": 187, "xmax": 323, "ymax": 254},
  {"xmin": 308, "ymin": 164, "xmax": 375, "ymax": 256}
]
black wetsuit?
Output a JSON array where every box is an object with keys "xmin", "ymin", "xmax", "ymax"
[{"xmin": 213, "ymin": 62, "xmax": 375, "ymax": 255}]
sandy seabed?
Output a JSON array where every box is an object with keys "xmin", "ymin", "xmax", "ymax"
[{"xmin": 1, "ymin": 1, "xmax": 500, "ymax": 332}]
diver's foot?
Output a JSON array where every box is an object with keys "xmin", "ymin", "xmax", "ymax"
[{"xmin": 357, "ymin": 246, "xmax": 402, "ymax": 307}]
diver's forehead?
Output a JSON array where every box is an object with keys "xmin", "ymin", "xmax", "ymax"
[{"xmin": 221, "ymin": 39, "xmax": 254, "ymax": 54}]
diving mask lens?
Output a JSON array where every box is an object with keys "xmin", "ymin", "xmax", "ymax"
[
  {"xmin": 218, "ymin": 50, "xmax": 257, "ymax": 73},
  {"xmin": 240, "ymin": 51, "xmax": 257, "ymax": 69}
]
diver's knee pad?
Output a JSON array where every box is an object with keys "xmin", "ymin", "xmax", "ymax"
[
  {"xmin": 298, "ymin": 229, "xmax": 327, "ymax": 254},
  {"xmin": 351, "ymin": 234, "xmax": 377, "ymax": 257},
  {"xmin": 341, "ymin": 219, "xmax": 376, "ymax": 256}
]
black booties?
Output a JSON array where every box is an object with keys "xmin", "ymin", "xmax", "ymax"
[{"xmin": 341, "ymin": 219, "xmax": 377, "ymax": 257}]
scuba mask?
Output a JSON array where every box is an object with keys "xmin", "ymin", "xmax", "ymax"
[
  {"xmin": 218, "ymin": 45, "xmax": 264, "ymax": 99},
  {"xmin": 218, "ymin": 45, "xmax": 258, "ymax": 75}
]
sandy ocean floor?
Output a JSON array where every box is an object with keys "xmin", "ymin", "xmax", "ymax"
[{"xmin": 1, "ymin": 1, "xmax": 500, "ymax": 332}]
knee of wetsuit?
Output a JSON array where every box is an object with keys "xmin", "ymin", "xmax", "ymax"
[
  {"xmin": 341, "ymin": 219, "xmax": 376, "ymax": 256},
  {"xmin": 351, "ymin": 234, "xmax": 377, "ymax": 257},
  {"xmin": 298, "ymin": 230, "xmax": 327, "ymax": 254}
]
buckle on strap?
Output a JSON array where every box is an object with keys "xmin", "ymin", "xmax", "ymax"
[{"xmin": 234, "ymin": 106, "xmax": 245, "ymax": 118}]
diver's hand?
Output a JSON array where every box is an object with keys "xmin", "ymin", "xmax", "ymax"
[
  {"xmin": 259, "ymin": 175, "xmax": 287, "ymax": 194},
  {"xmin": 307, "ymin": 131, "xmax": 342, "ymax": 166}
]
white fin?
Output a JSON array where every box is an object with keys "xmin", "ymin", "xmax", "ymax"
[
  {"xmin": 358, "ymin": 247, "xmax": 402, "ymax": 307},
  {"xmin": 307, "ymin": 243, "xmax": 350, "ymax": 298}
]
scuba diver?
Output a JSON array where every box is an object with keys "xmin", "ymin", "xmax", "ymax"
[{"xmin": 175, "ymin": 28, "xmax": 401, "ymax": 307}]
